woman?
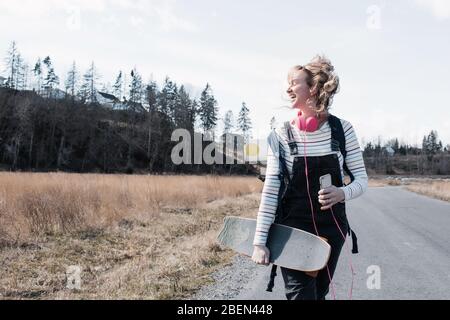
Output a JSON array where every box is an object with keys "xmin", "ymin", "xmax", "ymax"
[{"xmin": 251, "ymin": 55, "xmax": 368, "ymax": 300}]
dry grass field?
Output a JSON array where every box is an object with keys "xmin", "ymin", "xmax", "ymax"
[
  {"xmin": 0, "ymin": 173, "xmax": 261, "ymax": 299},
  {"xmin": 0, "ymin": 172, "xmax": 448, "ymax": 299},
  {"xmin": 368, "ymin": 175, "xmax": 450, "ymax": 202}
]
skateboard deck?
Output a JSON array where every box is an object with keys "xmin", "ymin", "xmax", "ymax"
[{"xmin": 217, "ymin": 216, "xmax": 331, "ymax": 272}]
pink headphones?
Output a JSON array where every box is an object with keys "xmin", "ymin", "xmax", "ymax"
[{"xmin": 291, "ymin": 110, "xmax": 319, "ymax": 132}]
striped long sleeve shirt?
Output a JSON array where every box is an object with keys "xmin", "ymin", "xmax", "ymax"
[{"xmin": 253, "ymin": 118, "xmax": 368, "ymax": 246}]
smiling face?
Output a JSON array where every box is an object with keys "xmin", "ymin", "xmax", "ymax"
[{"xmin": 286, "ymin": 68, "xmax": 315, "ymax": 110}]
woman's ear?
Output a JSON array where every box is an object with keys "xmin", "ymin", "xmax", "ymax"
[{"xmin": 309, "ymin": 86, "xmax": 318, "ymax": 97}]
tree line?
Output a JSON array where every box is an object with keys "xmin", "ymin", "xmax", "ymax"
[
  {"xmin": 0, "ymin": 41, "xmax": 255, "ymax": 174},
  {"xmin": 2, "ymin": 41, "xmax": 448, "ymax": 176},
  {"xmin": 362, "ymin": 131, "xmax": 450, "ymax": 175}
]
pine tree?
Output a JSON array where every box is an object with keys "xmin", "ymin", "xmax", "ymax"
[
  {"xmin": 129, "ymin": 67, "xmax": 143, "ymax": 106},
  {"xmin": 144, "ymin": 79, "xmax": 159, "ymax": 170},
  {"xmin": 393, "ymin": 138, "xmax": 399, "ymax": 152},
  {"xmin": 198, "ymin": 83, "xmax": 218, "ymax": 137},
  {"xmin": 237, "ymin": 102, "xmax": 252, "ymax": 144},
  {"xmin": 174, "ymin": 85, "xmax": 196, "ymax": 130},
  {"xmin": 145, "ymin": 80, "xmax": 158, "ymax": 113},
  {"xmin": 113, "ymin": 71, "xmax": 123, "ymax": 101},
  {"xmin": 33, "ymin": 58, "xmax": 43, "ymax": 93},
  {"xmin": 42, "ymin": 56, "xmax": 60, "ymax": 95},
  {"xmin": 423, "ymin": 130, "xmax": 442, "ymax": 155},
  {"xmin": 159, "ymin": 77, "xmax": 178, "ymax": 123},
  {"xmin": 188, "ymin": 99, "xmax": 198, "ymax": 134},
  {"xmin": 4, "ymin": 41, "xmax": 19, "ymax": 89}
]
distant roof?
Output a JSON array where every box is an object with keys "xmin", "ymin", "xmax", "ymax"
[
  {"xmin": 98, "ymin": 91, "xmax": 118, "ymax": 101},
  {"xmin": 385, "ymin": 146, "xmax": 395, "ymax": 155}
]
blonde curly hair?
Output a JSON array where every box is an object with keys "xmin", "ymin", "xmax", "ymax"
[{"xmin": 288, "ymin": 54, "xmax": 340, "ymax": 113}]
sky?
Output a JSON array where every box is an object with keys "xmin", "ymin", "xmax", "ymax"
[{"xmin": 0, "ymin": 0, "xmax": 449, "ymax": 148}]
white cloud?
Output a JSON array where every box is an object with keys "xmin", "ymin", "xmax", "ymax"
[
  {"xmin": 0, "ymin": 0, "xmax": 55, "ymax": 18},
  {"xmin": 415, "ymin": 0, "xmax": 450, "ymax": 20},
  {"xmin": 155, "ymin": 39, "xmax": 287, "ymax": 82},
  {"xmin": 153, "ymin": 1, "xmax": 199, "ymax": 32},
  {"xmin": 0, "ymin": 0, "xmax": 106, "ymax": 17},
  {"xmin": 0, "ymin": 0, "xmax": 198, "ymax": 32},
  {"xmin": 130, "ymin": 15, "xmax": 145, "ymax": 28}
]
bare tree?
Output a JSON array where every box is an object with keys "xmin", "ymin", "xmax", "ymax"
[
  {"xmin": 65, "ymin": 61, "xmax": 78, "ymax": 99},
  {"xmin": 4, "ymin": 41, "xmax": 20, "ymax": 89},
  {"xmin": 79, "ymin": 61, "xmax": 100, "ymax": 104},
  {"xmin": 15, "ymin": 54, "xmax": 29, "ymax": 90},
  {"xmin": 33, "ymin": 58, "xmax": 43, "ymax": 93},
  {"xmin": 223, "ymin": 110, "xmax": 234, "ymax": 135}
]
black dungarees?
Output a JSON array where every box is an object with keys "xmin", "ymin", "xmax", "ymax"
[{"xmin": 278, "ymin": 153, "xmax": 349, "ymax": 300}]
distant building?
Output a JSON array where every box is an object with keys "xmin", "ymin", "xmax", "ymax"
[
  {"xmin": 41, "ymin": 87, "xmax": 66, "ymax": 99},
  {"xmin": 53, "ymin": 88, "xmax": 67, "ymax": 99},
  {"xmin": 96, "ymin": 91, "xmax": 128, "ymax": 109},
  {"xmin": 97, "ymin": 91, "xmax": 118, "ymax": 106},
  {"xmin": 40, "ymin": 88, "xmax": 128, "ymax": 109},
  {"xmin": 384, "ymin": 146, "xmax": 395, "ymax": 156}
]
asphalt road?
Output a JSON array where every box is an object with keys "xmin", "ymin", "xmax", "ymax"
[{"xmin": 228, "ymin": 186, "xmax": 450, "ymax": 300}]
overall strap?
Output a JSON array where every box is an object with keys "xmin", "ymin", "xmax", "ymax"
[
  {"xmin": 267, "ymin": 129, "xmax": 291, "ymax": 186},
  {"xmin": 328, "ymin": 114, "xmax": 355, "ymax": 185},
  {"xmin": 284, "ymin": 121, "xmax": 298, "ymax": 156},
  {"xmin": 328, "ymin": 114, "xmax": 359, "ymax": 254},
  {"xmin": 266, "ymin": 264, "xmax": 277, "ymax": 292},
  {"xmin": 267, "ymin": 129, "xmax": 291, "ymax": 223}
]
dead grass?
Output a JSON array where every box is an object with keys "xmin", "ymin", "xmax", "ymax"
[
  {"xmin": 0, "ymin": 173, "xmax": 261, "ymax": 300},
  {"xmin": 2, "ymin": 172, "xmax": 448, "ymax": 300},
  {"xmin": 403, "ymin": 181, "xmax": 450, "ymax": 202},
  {"xmin": 368, "ymin": 175, "xmax": 450, "ymax": 201},
  {"xmin": 0, "ymin": 173, "xmax": 259, "ymax": 242},
  {"xmin": 368, "ymin": 177, "xmax": 401, "ymax": 187}
]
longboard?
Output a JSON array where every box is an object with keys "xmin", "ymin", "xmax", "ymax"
[{"xmin": 217, "ymin": 216, "xmax": 331, "ymax": 272}]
